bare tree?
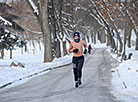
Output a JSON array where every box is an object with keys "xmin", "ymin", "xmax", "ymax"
[
  {"xmin": 25, "ymin": 0, "xmax": 53, "ymax": 62},
  {"xmin": 39, "ymin": 0, "xmax": 53, "ymax": 62}
]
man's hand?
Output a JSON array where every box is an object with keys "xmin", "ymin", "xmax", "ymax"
[
  {"xmin": 83, "ymin": 49, "xmax": 87, "ymax": 54},
  {"xmin": 73, "ymin": 49, "xmax": 79, "ymax": 53}
]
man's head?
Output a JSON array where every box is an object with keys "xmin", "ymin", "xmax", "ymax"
[
  {"xmin": 73, "ymin": 32, "xmax": 80, "ymax": 43},
  {"xmin": 73, "ymin": 32, "xmax": 80, "ymax": 38}
]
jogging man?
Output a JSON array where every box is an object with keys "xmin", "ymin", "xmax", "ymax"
[{"xmin": 68, "ymin": 32, "xmax": 87, "ymax": 88}]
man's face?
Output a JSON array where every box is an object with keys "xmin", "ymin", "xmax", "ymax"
[{"xmin": 74, "ymin": 35, "xmax": 79, "ymax": 39}]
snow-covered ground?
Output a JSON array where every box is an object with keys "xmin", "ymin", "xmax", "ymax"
[
  {"xmin": 0, "ymin": 42, "xmax": 72, "ymax": 89},
  {"xmin": 109, "ymin": 46, "xmax": 138, "ymax": 102}
]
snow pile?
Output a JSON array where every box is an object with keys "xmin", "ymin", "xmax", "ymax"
[{"xmin": 109, "ymin": 47, "xmax": 138, "ymax": 102}]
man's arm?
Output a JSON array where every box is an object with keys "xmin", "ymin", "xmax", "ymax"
[
  {"xmin": 83, "ymin": 41, "xmax": 87, "ymax": 54},
  {"xmin": 83, "ymin": 41, "xmax": 87, "ymax": 49},
  {"xmin": 68, "ymin": 43, "xmax": 73, "ymax": 53}
]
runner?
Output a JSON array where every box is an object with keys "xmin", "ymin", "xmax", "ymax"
[
  {"xmin": 68, "ymin": 32, "xmax": 87, "ymax": 88},
  {"xmin": 88, "ymin": 44, "xmax": 92, "ymax": 54}
]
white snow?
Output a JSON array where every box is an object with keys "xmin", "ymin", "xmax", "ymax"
[
  {"xmin": 109, "ymin": 46, "xmax": 138, "ymax": 102},
  {"xmin": 62, "ymin": 11, "xmax": 72, "ymax": 16},
  {"xmin": 4, "ymin": 29, "xmax": 10, "ymax": 33},
  {"xmin": 28, "ymin": 0, "xmax": 39, "ymax": 15},
  {"xmin": 131, "ymin": 29, "xmax": 136, "ymax": 41},
  {"xmin": 0, "ymin": 42, "xmax": 72, "ymax": 89},
  {"xmin": 0, "ymin": 16, "xmax": 12, "ymax": 26},
  {"xmin": 91, "ymin": 41, "xmax": 107, "ymax": 48},
  {"xmin": 75, "ymin": 6, "xmax": 87, "ymax": 11},
  {"xmin": 10, "ymin": 34, "xmax": 16, "ymax": 39}
]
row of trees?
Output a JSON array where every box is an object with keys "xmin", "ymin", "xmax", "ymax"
[
  {"xmin": 0, "ymin": 0, "xmax": 137, "ymax": 62},
  {"xmin": 25, "ymin": 0, "xmax": 137, "ymax": 62},
  {"xmin": 26, "ymin": 0, "xmax": 102, "ymax": 62},
  {"xmin": 89, "ymin": 0, "xmax": 138, "ymax": 55}
]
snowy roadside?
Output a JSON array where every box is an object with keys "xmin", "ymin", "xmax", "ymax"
[
  {"xmin": 0, "ymin": 55, "xmax": 72, "ymax": 89},
  {"xmin": 0, "ymin": 43, "xmax": 72, "ymax": 89},
  {"xmin": 108, "ymin": 47, "xmax": 138, "ymax": 102}
]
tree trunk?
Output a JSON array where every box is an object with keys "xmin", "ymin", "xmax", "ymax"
[
  {"xmin": 87, "ymin": 35, "xmax": 89, "ymax": 43},
  {"xmin": 58, "ymin": 0, "xmax": 67, "ymax": 56},
  {"xmin": 91, "ymin": 33, "xmax": 93, "ymax": 43},
  {"xmin": 56, "ymin": 39, "xmax": 61, "ymax": 58},
  {"xmin": 101, "ymin": 29, "xmax": 106, "ymax": 43},
  {"xmin": 39, "ymin": 0, "xmax": 53, "ymax": 62},
  {"xmin": 25, "ymin": 44, "xmax": 27, "ymax": 52},
  {"xmin": 63, "ymin": 41, "xmax": 67, "ymax": 56},
  {"xmin": 109, "ymin": 21, "xmax": 122, "ymax": 52},
  {"xmin": 106, "ymin": 28, "xmax": 110, "ymax": 46},
  {"xmin": 112, "ymin": 38, "xmax": 116, "ymax": 49},
  {"xmin": 127, "ymin": 33, "xmax": 131, "ymax": 48},
  {"xmin": 136, "ymin": 35, "xmax": 138, "ymax": 50},
  {"xmin": 94, "ymin": 33, "xmax": 96, "ymax": 44},
  {"xmin": 97, "ymin": 31, "xmax": 100, "ymax": 41},
  {"xmin": 1, "ymin": 49, "xmax": 4, "ymax": 59},
  {"xmin": 38, "ymin": 40, "xmax": 41, "ymax": 51},
  {"xmin": 10, "ymin": 50, "xmax": 12, "ymax": 59},
  {"xmin": 132, "ymin": 28, "xmax": 138, "ymax": 50},
  {"xmin": 99, "ymin": 31, "xmax": 102, "ymax": 43},
  {"xmin": 106, "ymin": 35, "xmax": 110, "ymax": 46},
  {"xmin": 49, "ymin": 0, "xmax": 57, "ymax": 57}
]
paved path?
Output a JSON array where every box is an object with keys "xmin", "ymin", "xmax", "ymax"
[{"xmin": 0, "ymin": 48, "xmax": 120, "ymax": 102}]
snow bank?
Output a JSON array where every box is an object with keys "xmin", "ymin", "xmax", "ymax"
[{"xmin": 109, "ymin": 46, "xmax": 138, "ymax": 102}]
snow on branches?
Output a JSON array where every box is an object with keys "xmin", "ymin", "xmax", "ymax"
[
  {"xmin": 0, "ymin": 16, "xmax": 12, "ymax": 26},
  {"xmin": 0, "ymin": 20, "xmax": 26, "ymax": 50},
  {"xmin": 28, "ymin": 0, "xmax": 39, "ymax": 15}
]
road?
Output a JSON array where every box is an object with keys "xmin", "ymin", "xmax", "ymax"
[{"xmin": 0, "ymin": 48, "xmax": 120, "ymax": 102}]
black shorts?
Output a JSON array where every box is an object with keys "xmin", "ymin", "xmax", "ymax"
[{"xmin": 72, "ymin": 55, "xmax": 84, "ymax": 69}]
